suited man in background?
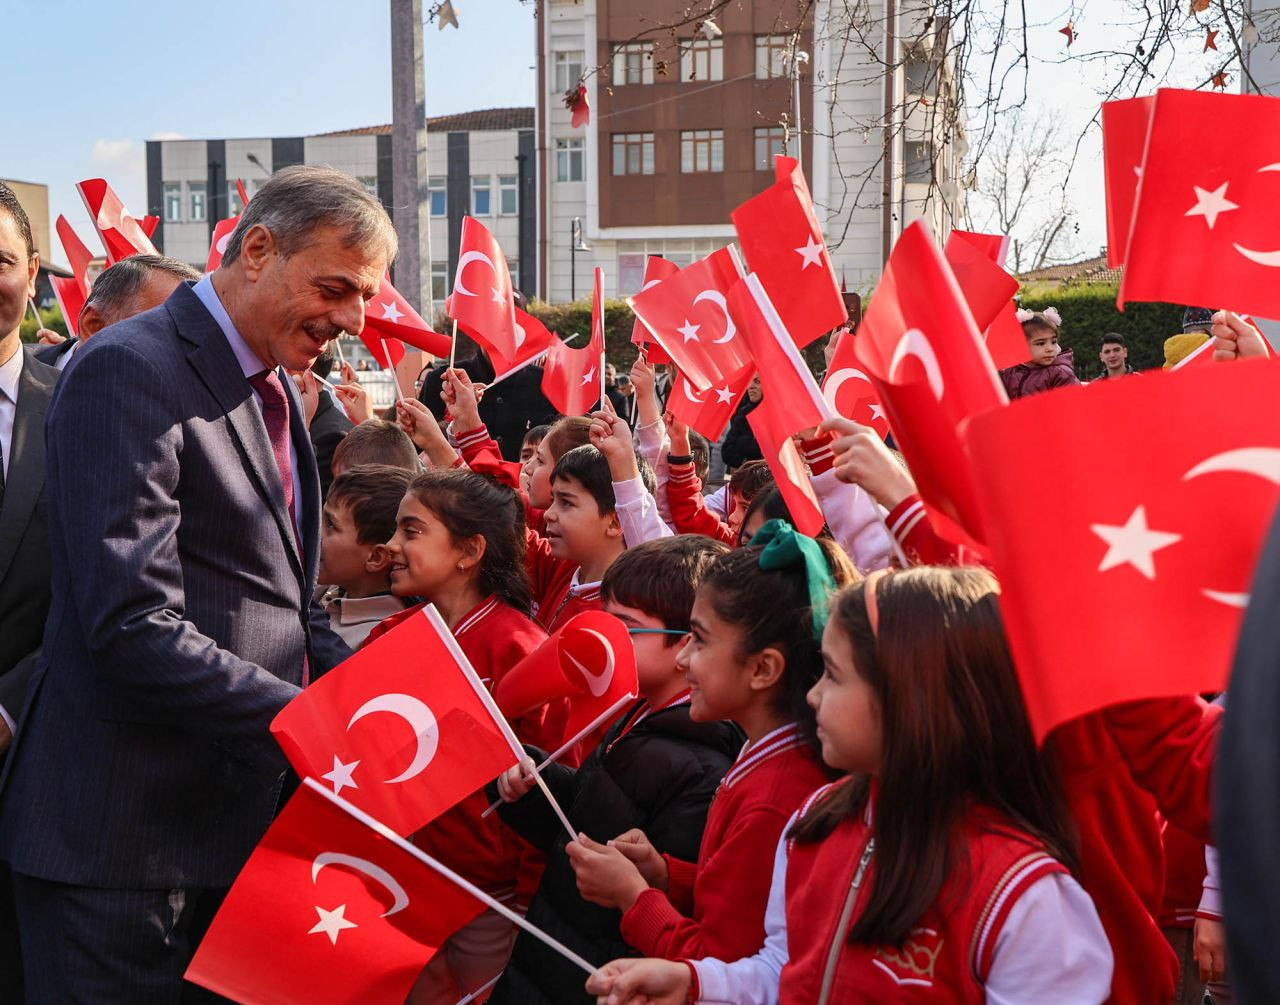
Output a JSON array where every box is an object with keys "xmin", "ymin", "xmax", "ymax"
[
  {"xmin": 34, "ymin": 253, "xmax": 202, "ymax": 371},
  {"xmin": 0, "ymin": 165, "xmax": 395, "ymax": 999},
  {"xmin": 305, "ymin": 344, "xmax": 354, "ymax": 498},
  {"xmin": 0, "ymin": 181, "xmax": 59, "ymax": 1003}
]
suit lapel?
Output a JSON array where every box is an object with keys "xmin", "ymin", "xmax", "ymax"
[
  {"xmin": 171, "ymin": 284, "xmax": 304, "ymax": 583},
  {"xmin": 283, "ymin": 367, "xmax": 322, "ymax": 587},
  {"xmin": 0, "ymin": 352, "xmax": 58, "ymax": 585}
]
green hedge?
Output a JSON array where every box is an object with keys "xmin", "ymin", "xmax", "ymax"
[
  {"xmin": 1017, "ymin": 283, "xmax": 1185, "ymax": 376},
  {"xmin": 18, "ymin": 304, "xmax": 69, "ymax": 343}
]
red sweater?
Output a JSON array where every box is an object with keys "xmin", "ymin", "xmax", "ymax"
[
  {"xmin": 620, "ymin": 722, "xmax": 829, "ymax": 961},
  {"xmin": 883, "ymin": 493, "xmax": 986, "ymax": 567},
  {"xmin": 665, "ymin": 463, "xmax": 735, "ymax": 544}
]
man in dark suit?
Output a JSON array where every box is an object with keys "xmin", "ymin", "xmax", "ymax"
[
  {"xmin": 306, "ymin": 345, "xmax": 354, "ymax": 498},
  {"xmin": 33, "ymin": 253, "xmax": 202, "ymax": 371},
  {"xmin": 0, "ymin": 165, "xmax": 396, "ymax": 999}
]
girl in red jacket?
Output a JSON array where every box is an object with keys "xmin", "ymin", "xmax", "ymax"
[
  {"xmin": 587, "ymin": 567, "xmax": 1113, "ymax": 1004},
  {"xmin": 567, "ymin": 521, "xmax": 848, "ymax": 965}
]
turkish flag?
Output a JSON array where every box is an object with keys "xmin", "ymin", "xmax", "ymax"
[
  {"xmin": 943, "ymin": 231, "xmax": 1024, "ymax": 370},
  {"xmin": 966, "ymin": 358, "xmax": 1280, "ymax": 741},
  {"xmin": 627, "ymin": 246, "xmax": 750, "ymax": 391},
  {"xmin": 495, "ymin": 610, "xmax": 639, "ymax": 741},
  {"xmin": 570, "ymin": 83, "xmax": 591, "ymax": 128},
  {"xmin": 445, "ymin": 216, "xmax": 520, "ymax": 360},
  {"xmin": 746, "ymin": 396, "xmax": 825, "ymax": 537},
  {"xmin": 270, "ymin": 604, "xmax": 523, "ymax": 836},
  {"xmin": 1102, "ymin": 95, "xmax": 1154, "ymax": 268},
  {"xmin": 139, "ymin": 215, "xmax": 160, "ymax": 239},
  {"xmin": 55, "ymin": 215, "xmax": 94, "ymax": 297},
  {"xmin": 488, "ymin": 306, "xmax": 560, "ymax": 382},
  {"xmin": 206, "ymin": 216, "xmax": 239, "ymax": 271},
  {"xmin": 667, "ymin": 363, "xmax": 757, "ymax": 441},
  {"xmin": 360, "ymin": 330, "xmax": 405, "ymax": 370},
  {"xmin": 731, "ymin": 156, "xmax": 846, "ymax": 350},
  {"xmin": 1120, "ymin": 88, "xmax": 1280, "ymax": 319},
  {"xmin": 49, "ymin": 276, "xmax": 86, "ymax": 339},
  {"xmin": 186, "ymin": 781, "xmax": 485, "ymax": 1005},
  {"xmin": 948, "ymin": 229, "xmax": 1011, "ymax": 268},
  {"xmin": 75, "ymin": 177, "xmax": 158, "ymax": 264},
  {"xmin": 630, "ymin": 256, "xmax": 679, "ymax": 364},
  {"xmin": 856, "ymin": 221, "xmax": 1007, "ymax": 550},
  {"xmin": 542, "ymin": 267, "xmax": 606, "ymax": 415},
  {"xmin": 364, "ymin": 275, "xmax": 452, "ymax": 358},
  {"xmin": 728, "ymin": 273, "xmax": 830, "ymax": 434},
  {"xmin": 822, "ymin": 329, "xmax": 889, "ymax": 440}
]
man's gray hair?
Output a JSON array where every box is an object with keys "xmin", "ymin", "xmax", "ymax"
[
  {"xmin": 84, "ymin": 255, "xmax": 202, "ymax": 320},
  {"xmin": 219, "ymin": 165, "xmax": 397, "ymax": 268}
]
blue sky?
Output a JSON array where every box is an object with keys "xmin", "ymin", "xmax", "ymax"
[{"xmin": 1, "ymin": 0, "xmax": 1233, "ymax": 271}]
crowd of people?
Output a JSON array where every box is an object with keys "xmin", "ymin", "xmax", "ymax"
[{"xmin": 0, "ymin": 165, "xmax": 1262, "ymax": 1005}]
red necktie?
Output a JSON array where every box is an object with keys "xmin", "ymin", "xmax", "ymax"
[{"xmin": 249, "ymin": 369, "xmax": 309, "ymax": 686}]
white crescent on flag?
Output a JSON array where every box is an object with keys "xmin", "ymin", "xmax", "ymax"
[
  {"xmin": 453, "ymin": 251, "xmax": 496, "ymax": 298},
  {"xmin": 889, "ymin": 328, "xmax": 944, "ymax": 401},
  {"xmin": 347, "ymin": 694, "xmax": 440, "ymax": 784},
  {"xmin": 312, "ymin": 852, "xmax": 410, "ymax": 916}
]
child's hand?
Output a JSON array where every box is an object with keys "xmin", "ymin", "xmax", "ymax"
[
  {"xmin": 37, "ymin": 328, "xmax": 66, "ymax": 346},
  {"xmin": 395, "ymin": 398, "xmax": 456, "ymax": 467},
  {"xmin": 584, "ymin": 958, "xmax": 692, "ymax": 1005},
  {"xmin": 630, "ymin": 356, "xmax": 662, "ymax": 427},
  {"xmin": 566, "ymin": 833, "xmax": 649, "ymax": 911},
  {"xmin": 291, "ymin": 370, "xmax": 321, "ymax": 428},
  {"xmin": 608, "ymin": 828, "xmax": 668, "ymax": 891},
  {"xmin": 1194, "ymin": 916, "xmax": 1228, "ymax": 984},
  {"xmin": 662, "ymin": 411, "xmax": 691, "ymax": 456},
  {"xmin": 1212, "ymin": 310, "xmax": 1269, "ymax": 362},
  {"xmin": 443, "ymin": 368, "xmax": 483, "ymax": 432},
  {"xmin": 334, "ymin": 381, "xmax": 373, "ymax": 424},
  {"xmin": 589, "ymin": 410, "xmax": 641, "ymax": 482},
  {"xmin": 496, "ymin": 757, "xmax": 539, "ymax": 803},
  {"xmin": 819, "ymin": 416, "xmax": 916, "ymax": 511}
]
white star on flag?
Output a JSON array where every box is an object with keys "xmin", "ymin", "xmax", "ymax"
[
  {"xmin": 581, "ymin": 366, "xmax": 597, "ymax": 385},
  {"xmin": 309, "ymin": 904, "xmax": 358, "ymax": 945},
  {"xmin": 714, "ymin": 386, "xmax": 735, "ymax": 404},
  {"xmin": 869, "ymin": 403, "xmax": 886, "ymax": 422},
  {"xmin": 1185, "ymin": 183, "xmax": 1239, "ymax": 230},
  {"xmin": 490, "ymin": 287, "xmax": 506, "ymax": 307},
  {"xmin": 795, "ymin": 235, "xmax": 824, "ymax": 269},
  {"xmin": 1090, "ymin": 505, "xmax": 1182, "ymax": 579},
  {"xmin": 322, "ymin": 756, "xmax": 360, "ymax": 796},
  {"xmin": 677, "ymin": 319, "xmax": 701, "ymax": 344},
  {"xmin": 379, "ymin": 300, "xmax": 404, "ymax": 324}
]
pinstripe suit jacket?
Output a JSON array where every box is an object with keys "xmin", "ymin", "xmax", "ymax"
[{"xmin": 0, "ymin": 282, "xmax": 351, "ymax": 888}]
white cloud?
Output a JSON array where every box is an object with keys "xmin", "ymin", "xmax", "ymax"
[
  {"xmin": 87, "ymin": 138, "xmax": 147, "ymax": 217},
  {"xmin": 148, "ymin": 131, "xmax": 186, "ymax": 141}
]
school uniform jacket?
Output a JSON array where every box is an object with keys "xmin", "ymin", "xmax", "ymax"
[{"xmin": 620, "ymin": 722, "xmax": 830, "ymax": 962}]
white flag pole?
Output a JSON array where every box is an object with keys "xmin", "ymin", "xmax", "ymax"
[
  {"xmin": 305, "ymin": 779, "xmax": 599, "ymax": 978},
  {"xmin": 380, "ymin": 338, "xmax": 407, "ymax": 402},
  {"xmin": 448, "ymin": 318, "xmax": 459, "ymax": 371},
  {"xmin": 455, "ymin": 974, "xmax": 501, "ymax": 1005},
  {"xmin": 420, "ymin": 605, "xmax": 579, "ymax": 843}
]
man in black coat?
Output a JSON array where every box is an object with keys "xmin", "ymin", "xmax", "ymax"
[{"xmin": 307, "ymin": 346, "xmax": 353, "ymax": 498}]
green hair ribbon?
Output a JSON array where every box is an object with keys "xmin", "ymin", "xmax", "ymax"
[{"xmin": 752, "ymin": 518, "xmax": 836, "ymax": 640}]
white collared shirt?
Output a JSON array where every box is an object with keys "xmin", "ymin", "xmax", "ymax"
[
  {"xmin": 0, "ymin": 342, "xmax": 24, "ymax": 481},
  {"xmin": 191, "ymin": 276, "xmax": 302, "ymax": 505}
]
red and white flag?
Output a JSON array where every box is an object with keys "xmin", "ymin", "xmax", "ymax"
[
  {"xmin": 76, "ymin": 177, "xmax": 158, "ymax": 264},
  {"xmin": 542, "ymin": 267, "xmax": 606, "ymax": 415},
  {"xmin": 630, "ymin": 256, "xmax": 679, "ymax": 364},
  {"xmin": 746, "ymin": 394, "xmax": 825, "ymax": 538},
  {"xmin": 1120, "ymin": 88, "xmax": 1280, "ymax": 319},
  {"xmin": 186, "ymin": 782, "xmax": 485, "ymax": 1005},
  {"xmin": 822, "ymin": 329, "xmax": 889, "ymax": 440},
  {"xmin": 727, "ymin": 273, "xmax": 830, "ymax": 434},
  {"xmin": 489, "ymin": 307, "xmax": 560, "ymax": 383},
  {"xmin": 948, "ymin": 229, "xmax": 1012, "ymax": 268},
  {"xmin": 206, "ymin": 216, "xmax": 240, "ymax": 271},
  {"xmin": 855, "ymin": 221, "xmax": 1007, "ymax": 550},
  {"xmin": 627, "ymin": 246, "xmax": 750, "ymax": 391},
  {"xmin": 445, "ymin": 217, "xmax": 520, "ymax": 360},
  {"xmin": 569, "ymin": 83, "xmax": 590, "ymax": 128},
  {"xmin": 966, "ymin": 357, "xmax": 1280, "ymax": 740},
  {"xmin": 55, "ymin": 215, "xmax": 95, "ymax": 297},
  {"xmin": 49, "ymin": 276, "xmax": 85, "ymax": 339},
  {"xmin": 270, "ymin": 605, "xmax": 524, "ymax": 837},
  {"xmin": 364, "ymin": 275, "xmax": 452, "ymax": 358},
  {"xmin": 943, "ymin": 230, "xmax": 1024, "ymax": 370},
  {"xmin": 731, "ymin": 156, "xmax": 846, "ymax": 350},
  {"xmin": 495, "ymin": 610, "xmax": 639, "ymax": 742},
  {"xmin": 1102, "ymin": 95, "xmax": 1155, "ymax": 268},
  {"xmin": 667, "ymin": 363, "xmax": 756, "ymax": 441}
]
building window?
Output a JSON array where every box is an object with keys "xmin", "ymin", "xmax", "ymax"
[
  {"xmin": 617, "ymin": 253, "xmax": 646, "ymax": 295},
  {"xmin": 754, "ymin": 127, "xmax": 787, "ymax": 170},
  {"xmin": 228, "ymin": 183, "xmax": 245, "ymax": 217},
  {"xmin": 612, "ymin": 133, "xmax": 655, "ymax": 175},
  {"xmin": 164, "ymin": 182, "xmax": 181, "ymax": 222},
  {"xmin": 681, "ymin": 129, "xmax": 724, "ymax": 173},
  {"xmin": 905, "ymin": 141, "xmax": 933, "ymax": 183},
  {"xmin": 498, "ymin": 175, "xmax": 519, "ymax": 215},
  {"xmin": 188, "ymin": 182, "xmax": 207, "ymax": 222},
  {"xmin": 612, "ymin": 42, "xmax": 654, "ymax": 85},
  {"xmin": 556, "ymin": 138, "xmax": 585, "ymax": 182},
  {"xmin": 905, "ymin": 52, "xmax": 935, "ymax": 95},
  {"xmin": 431, "ymin": 259, "xmax": 449, "ymax": 302},
  {"xmin": 471, "ymin": 175, "xmax": 492, "ymax": 216},
  {"xmin": 681, "ymin": 38, "xmax": 723, "ymax": 82},
  {"xmin": 755, "ymin": 35, "xmax": 790, "ymax": 79},
  {"xmin": 428, "ymin": 176, "xmax": 447, "ymax": 217},
  {"xmin": 553, "ymin": 49, "xmax": 584, "ymax": 94}
]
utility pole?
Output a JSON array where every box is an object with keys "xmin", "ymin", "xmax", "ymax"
[{"xmin": 390, "ymin": 0, "xmax": 432, "ymax": 380}]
